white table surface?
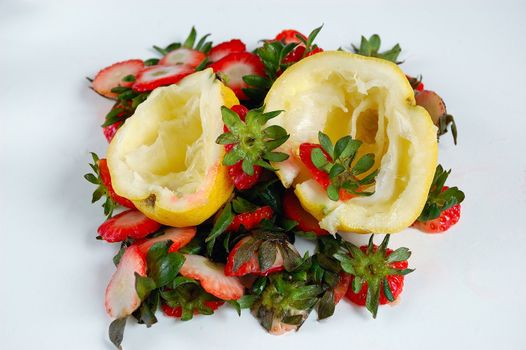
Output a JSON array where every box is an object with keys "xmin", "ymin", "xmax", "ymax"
[{"xmin": 1, "ymin": 0, "xmax": 525, "ymax": 349}]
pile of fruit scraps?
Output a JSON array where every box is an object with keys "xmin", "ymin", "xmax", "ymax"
[{"xmin": 85, "ymin": 26, "xmax": 465, "ymax": 348}]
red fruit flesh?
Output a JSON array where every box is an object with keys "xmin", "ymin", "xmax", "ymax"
[
  {"xmin": 413, "ymin": 204, "xmax": 461, "ymax": 233},
  {"xmin": 208, "ymin": 39, "xmax": 246, "ymax": 62},
  {"xmin": 298, "ymin": 143, "xmax": 331, "ymax": 188},
  {"xmin": 98, "ymin": 159, "xmax": 135, "ymax": 209},
  {"xmin": 179, "ymin": 254, "xmax": 244, "ymax": 300},
  {"xmin": 334, "ymin": 272, "xmax": 352, "ymax": 304},
  {"xmin": 209, "ymin": 52, "xmax": 265, "ymax": 100},
  {"xmin": 97, "ymin": 209, "xmax": 161, "ymax": 243},
  {"xmin": 159, "ymin": 47, "xmax": 206, "ymax": 68},
  {"xmin": 132, "ymin": 64, "xmax": 194, "ymax": 92},
  {"xmin": 137, "ymin": 227, "xmax": 196, "ymax": 255},
  {"xmin": 345, "ymin": 247, "xmax": 408, "ymax": 306},
  {"xmin": 105, "ymin": 245, "xmax": 146, "ymax": 318},
  {"xmin": 92, "ymin": 59, "xmax": 144, "ymax": 99},
  {"xmin": 274, "ymin": 29, "xmax": 306, "ymax": 44},
  {"xmin": 228, "ymin": 162, "xmax": 262, "ymax": 190},
  {"xmin": 283, "ymin": 46, "xmax": 324, "ymax": 64},
  {"xmin": 227, "ymin": 206, "xmax": 273, "ymax": 232},
  {"xmin": 103, "ymin": 121, "xmax": 123, "ymax": 143},
  {"xmin": 282, "ymin": 190, "xmax": 328, "ymax": 235},
  {"xmin": 224, "ymin": 237, "xmax": 284, "ymax": 277}
]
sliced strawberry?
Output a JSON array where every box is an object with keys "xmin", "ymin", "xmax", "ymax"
[
  {"xmin": 132, "ymin": 64, "xmax": 194, "ymax": 92},
  {"xmin": 92, "ymin": 59, "xmax": 144, "ymax": 99},
  {"xmin": 227, "ymin": 206, "xmax": 273, "ymax": 232},
  {"xmin": 103, "ymin": 121, "xmax": 123, "ymax": 143},
  {"xmin": 179, "ymin": 254, "xmax": 244, "ymax": 300},
  {"xmin": 298, "ymin": 143, "xmax": 331, "ymax": 188},
  {"xmin": 274, "ymin": 29, "xmax": 306, "ymax": 44},
  {"xmin": 161, "ymin": 300, "xmax": 224, "ymax": 318},
  {"xmin": 334, "ymin": 272, "xmax": 352, "ymax": 304},
  {"xmin": 228, "ymin": 162, "xmax": 262, "ymax": 190},
  {"xmin": 282, "ymin": 190, "xmax": 328, "ymax": 236},
  {"xmin": 208, "ymin": 39, "xmax": 246, "ymax": 62},
  {"xmin": 98, "ymin": 159, "xmax": 135, "ymax": 209},
  {"xmin": 105, "ymin": 245, "xmax": 146, "ymax": 318},
  {"xmin": 412, "ymin": 203, "xmax": 461, "ymax": 233},
  {"xmin": 159, "ymin": 47, "xmax": 206, "ymax": 68},
  {"xmin": 225, "ymin": 237, "xmax": 284, "ymax": 277},
  {"xmin": 283, "ymin": 45, "xmax": 324, "ymax": 64},
  {"xmin": 97, "ymin": 209, "xmax": 161, "ymax": 243},
  {"xmin": 137, "ymin": 227, "xmax": 196, "ymax": 255},
  {"xmin": 209, "ymin": 52, "xmax": 265, "ymax": 100}
]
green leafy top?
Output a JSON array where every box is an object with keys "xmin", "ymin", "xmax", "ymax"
[
  {"xmin": 352, "ymin": 34, "xmax": 402, "ymax": 64},
  {"xmin": 216, "ymin": 106, "xmax": 290, "ymax": 174},
  {"xmin": 311, "ymin": 131, "xmax": 378, "ymax": 201},
  {"xmin": 334, "ymin": 234, "xmax": 413, "ymax": 318},
  {"xmin": 418, "ymin": 165, "xmax": 465, "ymax": 221},
  {"xmin": 84, "ymin": 152, "xmax": 117, "ymax": 217},
  {"xmin": 101, "ymin": 86, "xmax": 150, "ymax": 127},
  {"xmin": 243, "ymin": 25, "xmax": 323, "ymax": 106},
  {"xmin": 153, "ymin": 26, "xmax": 213, "ymax": 56}
]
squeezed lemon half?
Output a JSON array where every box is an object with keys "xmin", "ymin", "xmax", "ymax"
[
  {"xmin": 265, "ymin": 51, "xmax": 438, "ymax": 234},
  {"xmin": 107, "ymin": 69, "xmax": 237, "ymax": 226}
]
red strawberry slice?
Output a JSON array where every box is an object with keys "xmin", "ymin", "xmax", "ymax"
[
  {"xmin": 179, "ymin": 254, "xmax": 244, "ymax": 300},
  {"xmin": 137, "ymin": 227, "xmax": 196, "ymax": 255},
  {"xmin": 98, "ymin": 158, "xmax": 135, "ymax": 209},
  {"xmin": 208, "ymin": 39, "xmax": 246, "ymax": 62},
  {"xmin": 334, "ymin": 272, "xmax": 352, "ymax": 304},
  {"xmin": 225, "ymin": 237, "xmax": 284, "ymax": 277},
  {"xmin": 105, "ymin": 245, "xmax": 146, "ymax": 318},
  {"xmin": 209, "ymin": 52, "xmax": 265, "ymax": 100},
  {"xmin": 345, "ymin": 246, "xmax": 408, "ymax": 306},
  {"xmin": 274, "ymin": 29, "xmax": 306, "ymax": 44},
  {"xmin": 227, "ymin": 206, "xmax": 273, "ymax": 232},
  {"xmin": 282, "ymin": 190, "xmax": 328, "ymax": 235},
  {"xmin": 283, "ymin": 45, "xmax": 324, "ymax": 64},
  {"xmin": 132, "ymin": 64, "xmax": 194, "ymax": 92},
  {"xmin": 227, "ymin": 162, "xmax": 262, "ymax": 190},
  {"xmin": 298, "ymin": 143, "xmax": 331, "ymax": 188},
  {"xmin": 412, "ymin": 204, "xmax": 461, "ymax": 233},
  {"xmin": 97, "ymin": 209, "xmax": 161, "ymax": 243},
  {"xmin": 103, "ymin": 121, "xmax": 123, "ymax": 143},
  {"xmin": 161, "ymin": 300, "xmax": 224, "ymax": 318},
  {"xmin": 159, "ymin": 47, "xmax": 206, "ymax": 68},
  {"xmin": 92, "ymin": 59, "xmax": 144, "ymax": 99}
]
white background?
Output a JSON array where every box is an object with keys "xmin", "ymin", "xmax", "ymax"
[{"xmin": 1, "ymin": 0, "xmax": 525, "ymax": 349}]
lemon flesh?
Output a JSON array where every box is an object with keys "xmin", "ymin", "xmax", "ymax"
[
  {"xmin": 107, "ymin": 69, "xmax": 237, "ymax": 227},
  {"xmin": 265, "ymin": 51, "xmax": 438, "ymax": 234}
]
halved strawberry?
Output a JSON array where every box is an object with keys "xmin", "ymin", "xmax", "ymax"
[
  {"xmin": 92, "ymin": 59, "xmax": 144, "ymax": 99},
  {"xmin": 103, "ymin": 121, "xmax": 123, "ymax": 143},
  {"xmin": 105, "ymin": 245, "xmax": 146, "ymax": 318},
  {"xmin": 97, "ymin": 209, "xmax": 162, "ymax": 243},
  {"xmin": 132, "ymin": 64, "xmax": 194, "ymax": 92},
  {"xmin": 179, "ymin": 254, "xmax": 244, "ymax": 300},
  {"xmin": 227, "ymin": 206, "xmax": 273, "ymax": 232},
  {"xmin": 282, "ymin": 190, "xmax": 328, "ymax": 236},
  {"xmin": 159, "ymin": 47, "xmax": 206, "ymax": 68},
  {"xmin": 274, "ymin": 29, "xmax": 306, "ymax": 44},
  {"xmin": 333, "ymin": 272, "xmax": 352, "ymax": 304},
  {"xmin": 137, "ymin": 227, "xmax": 196, "ymax": 254},
  {"xmin": 413, "ymin": 204, "xmax": 461, "ymax": 233},
  {"xmin": 298, "ymin": 143, "xmax": 331, "ymax": 188},
  {"xmin": 224, "ymin": 237, "xmax": 284, "ymax": 277},
  {"xmin": 161, "ymin": 300, "xmax": 224, "ymax": 318},
  {"xmin": 98, "ymin": 159, "xmax": 135, "ymax": 209},
  {"xmin": 208, "ymin": 39, "xmax": 246, "ymax": 62},
  {"xmin": 222, "ymin": 105, "xmax": 263, "ymax": 190},
  {"xmin": 209, "ymin": 52, "xmax": 265, "ymax": 100},
  {"xmin": 283, "ymin": 45, "xmax": 324, "ymax": 64}
]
